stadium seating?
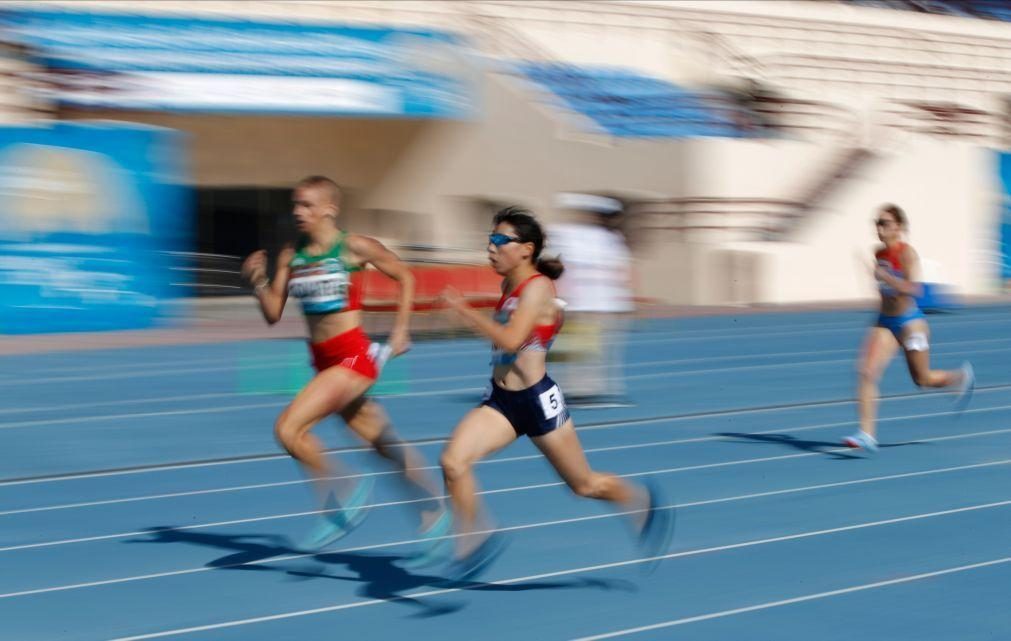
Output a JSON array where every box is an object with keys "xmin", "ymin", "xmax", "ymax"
[
  {"xmin": 845, "ymin": 0, "xmax": 1011, "ymax": 22},
  {"xmin": 516, "ymin": 62, "xmax": 744, "ymax": 138}
]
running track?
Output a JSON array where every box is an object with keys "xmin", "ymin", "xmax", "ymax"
[{"xmin": 1, "ymin": 306, "xmax": 1008, "ymax": 640}]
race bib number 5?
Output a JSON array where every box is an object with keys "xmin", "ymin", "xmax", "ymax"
[{"xmin": 538, "ymin": 385, "xmax": 565, "ymax": 419}]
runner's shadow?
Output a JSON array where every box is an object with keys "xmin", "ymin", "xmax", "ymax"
[
  {"xmin": 716, "ymin": 432, "xmax": 924, "ymax": 459},
  {"xmin": 290, "ymin": 551, "xmax": 634, "ymax": 618},
  {"xmin": 126, "ymin": 527, "xmax": 635, "ymax": 618}
]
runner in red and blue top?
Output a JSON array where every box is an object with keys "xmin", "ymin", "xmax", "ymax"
[
  {"xmin": 240, "ymin": 175, "xmax": 448, "ymax": 553},
  {"xmin": 844, "ymin": 204, "xmax": 974, "ymax": 453},
  {"xmin": 436, "ymin": 206, "xmax": 673, "ymax": 579}
]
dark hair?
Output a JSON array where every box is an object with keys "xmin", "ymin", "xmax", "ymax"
[
  {"xmin": 880, "ymin": 203, "xmax": 907, "ymax": 227},
  {"xmin": 493, "ymin": 206, "xmax": 565, "ymax": 280}
]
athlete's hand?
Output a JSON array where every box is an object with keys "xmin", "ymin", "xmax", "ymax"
[
  {"xmin": 277, "ymin": 245, "xmax": 295, "ymax": 268},
  {"xmin": 241, "ymin": 250, "xmax": 268, "ymax": 285},
  {"xmin": 440, "ymin": 286, "xmax": 467, "ymax": 312},
  {"xmin": 388, "ymin": 327, "xmax": 412, "ymax": 357}
]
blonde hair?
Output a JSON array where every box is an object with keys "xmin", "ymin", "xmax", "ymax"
[{"xmin": 296, "ymin": 175, "xmax": 342, "ymax": 207}]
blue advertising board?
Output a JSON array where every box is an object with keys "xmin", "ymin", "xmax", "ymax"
[
  {"xmin": 0, "ymin": 9, "xmax": 474, "ymax": 117},
  {"xmin": 1000, "ymin": 152, "xmax": 1011, "ymax": 281},
  {"xmin": 0, "ymin": 121, "xmax": 190, "ymax": 334}
]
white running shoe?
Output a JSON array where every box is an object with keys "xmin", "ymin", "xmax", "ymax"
[
  {"xmin": 954, "ymin": 361, "xmax": 975, "ymax": 413},
  {"xmin": 842, "ymin": 430, "xmax": 879, "ymax": 453}
]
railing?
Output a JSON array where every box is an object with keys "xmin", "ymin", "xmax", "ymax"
[
  {"xmin": 702, "ymin": 90, "xmax": 860, "ymax": 141},
  {"xmin": 762, "ymin": 53, "xmax": 1011, "ymax": 96},
  {"xmin": 165, "ymin": 249, "xmax": 501, "ymax": 307},
  {"xmin": 630, "ymin": 198, "xmax": 805, "ymax": 243},
  {"xmin": 165, "ymin": 252, "xmax": 245, "ymax": 297},
  {"xmin": 879, "ymin": 99, "xmax": 1003, "ymax": 143},
  {"xmin": 630, "ymin": 144, "xmax": 875, "ymax": 242}
]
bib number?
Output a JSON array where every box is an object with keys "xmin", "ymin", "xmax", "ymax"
[
  {"xmin": 538, "ymin": 385, "xmax": 564, "ymax": 420},
  {"xmin": 903, "ymin": 332, "xmax": 929, "ymax": 352}
]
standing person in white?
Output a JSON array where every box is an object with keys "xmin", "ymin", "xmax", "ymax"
[{"xmin": 547, "ymin": 193, "xmax": 635, "ymax": 407}]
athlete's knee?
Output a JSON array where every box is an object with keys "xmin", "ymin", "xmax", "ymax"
[
  {"xmin": 273, "ymin": 415, "xmax": 301, "ymax": 453},
  {"xmin": 568, "ymin": 474, "xmax": 606, "ymax": 499},
  {"xmin": 440, "ymin": 448, "xmax": 473, "ymax": 482},
  {"xmin": 857, "ymin": 363, "xmax": 881, "ymax": 383}
]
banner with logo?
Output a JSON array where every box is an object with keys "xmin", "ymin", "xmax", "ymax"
[
  {"xmin": 0, "ymin": 122, "xmax": 190, "ymax": 334},
  {"xmin": 1000, "ymin": 152, "xmax": 1011, "ymax": 282},
  {"xmin": 0, "ymin": 9, "xmax": 475, "ymax": 118}
]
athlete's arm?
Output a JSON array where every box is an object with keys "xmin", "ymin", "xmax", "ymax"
[
  {"xmin": 443, "ymin": 278, "xmax": 552, "ymax": 352},
  {"xmin": 241, "ymin": 247, "xmax": 291, "ymax": 325},
  {"xmin": 875, "ymin": 245, "xmax": 923, "ymax": 297},
  {"xmin": 347, "ymin": 234, "xmax": 415, "ymax": 356}
]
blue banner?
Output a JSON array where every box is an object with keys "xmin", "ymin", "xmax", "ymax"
[
  {"xmin": 0, "ymin": 122, "xmax": 191, "ymax": 334},
  {"xmin": 1000, "ymin": 152, "xmax": 1011, "ymax": 281},
  {"xmin": 0, "ymin": 9, "xmax": 474, "ymax": 117}
]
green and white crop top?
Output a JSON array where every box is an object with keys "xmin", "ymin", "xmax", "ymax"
[{"xmin": 287, "ymin": 233, "xmax": 364, "ymax": 315}]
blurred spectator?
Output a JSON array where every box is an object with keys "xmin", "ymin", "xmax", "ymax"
[{"xmin": 547, "ymin": 192, "xmax": 635, "ymax": 407}]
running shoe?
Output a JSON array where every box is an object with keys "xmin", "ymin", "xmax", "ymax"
[
  {"xmin": 399, "ymin": 509, "xmax": 454, "ymax": 569},
  {"xmin": 842, "ymin": 430, "xmax": 879, "ymax": 453},
  {"xmin": 638, "ymin": 480, "xmax": 675, "ymax": 574},
  {"xmin": 300, "ymin": 476, "xmax": 375, "ymax": 551},
  {"xmin": 954, "ymin": 361, "xmax": 975, "ymax": 413},
  {"xmin": 442, "ymin": 531, "xmax": 508, "ymax": 582}
]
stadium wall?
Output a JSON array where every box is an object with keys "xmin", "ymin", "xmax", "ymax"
[{"xmin": 707, "ymin": 138, "xmax": 1002, "ymax": 305}]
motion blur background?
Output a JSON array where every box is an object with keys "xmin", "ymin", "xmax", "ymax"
[
  {"xmin": 1, "ymin": 0, "xmax": 1010, "ymax": 341},
  {"xmin": 3, "ymin": 7, "xmax": 1010, "ymax": 637}
]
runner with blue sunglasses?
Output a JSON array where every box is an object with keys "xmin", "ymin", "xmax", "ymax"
[{"xmin": 434, "ymin": 206, "xmax": 674, "ymax": 579}]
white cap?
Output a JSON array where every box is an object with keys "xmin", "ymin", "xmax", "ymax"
[{"xmin": 554, "ymin": 192, "xmax": 623, "ymax": 215}]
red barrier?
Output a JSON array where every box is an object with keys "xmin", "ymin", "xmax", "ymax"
[{"xmin": 361, "ymin": 264, "xmax": 501, "ymax": 312}]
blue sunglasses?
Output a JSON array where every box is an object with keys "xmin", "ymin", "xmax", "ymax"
[{"xmin": 488, "ymin": 233, "xmax": 522, "ymax": 247}]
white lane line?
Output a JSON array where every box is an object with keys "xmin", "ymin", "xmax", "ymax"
[
  {"xmin": 0, "ymin": 392, "xmax": 279, "ymax": 418},
  {"xmin": 13, "ymin": 335, "xmax": 1011, "ymax": 390},
  {"xmin": 6, "ymin": 318, "xmax": 1010, "ymax": 387},
  {"xmin": 100, "ymin": 499, "xmax": 1011, "ymax": 641},
  {"xmin": 5, "ymin": 390, "xmax": 1011, "ymax": 488},
  {"xmin": 2, "ymin": 459, "xmax": 1008, "ymax": 600},
  {"xmin": 12, "ymin": 320, "xmax": 1009, "ymax": 381},
  {"xmin": 0, "ymin": 402, "xmax": 289, "ymax": 431},
  {"xmin": 571, "ymin": 556, "xmax": 1011, "ymax": 640},
  {"xmin": 4, "ymin": 399, "xmax": 1011, "ymax": 516},
  {"xmin": 2, "ymin": 425, "xmax": 1009, "ymax": 554},
  {"xmin": 7, "ymin": 340, "xmax": 1011, "ymax": 431}
]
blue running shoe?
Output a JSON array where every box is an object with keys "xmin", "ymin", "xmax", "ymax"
[
  {"xmin": 443, "ymin": 531, "xmax": 508, "ymax": 582},
  {"xmin": 300, "ymin": 476, "xmax": 375, "ymax": 551},
  {"xmin": 638, "ymin": 480, "xmax": 675, "ymax": 574},
  {"xmin": 399, "ymin": 509, "xmax": 454, "ymax": 570},
  {"xmin": 954, "ymin": 361, "xmax": 974, "ymax": 413}
]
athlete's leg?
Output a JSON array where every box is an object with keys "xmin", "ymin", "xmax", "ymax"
[
  {"xmin": 274, "ymin": 366, "xmax": 374, "ymax": 501},
  {"xmin": 439, "ymin": 406, "xmax": 517, "ymax": 555},
  {"xmin": 342, "ymin": 397, "xmax": 446, "ymax": 529},
  {"xmin": 855, "ymin": 326, "xmax": 900, "ymax": 442}
]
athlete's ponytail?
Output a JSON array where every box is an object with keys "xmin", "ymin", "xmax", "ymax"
[
  {"xmin": 535, "ymin": 256, "xmax": 565, "ymax": 280},
  {"xmin": 493, "ymin": 206, "xmax": 565, "ymax": 280}
]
